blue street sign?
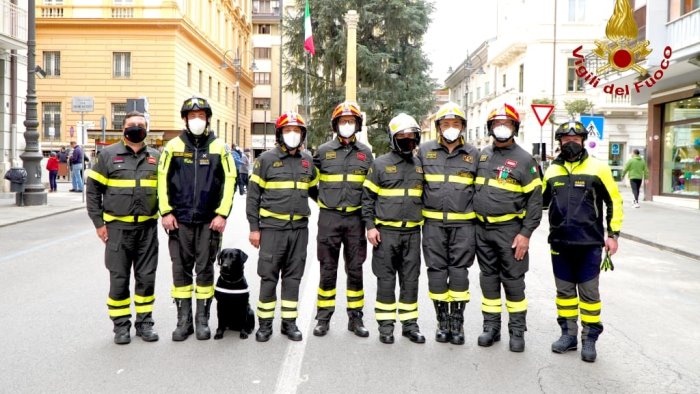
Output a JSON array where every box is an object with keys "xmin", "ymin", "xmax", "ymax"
[
  {"xmin": 611, "ymin": 143, "xmax": 620, "ymax": 155},
  {"xmin": 580, "ymin": 115, "xmax": 605, "ymax": 140}
]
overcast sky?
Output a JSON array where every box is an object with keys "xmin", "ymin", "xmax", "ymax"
[{"xmin": 423, "ymin": 0, "xmax": 498, "ymax": 85}]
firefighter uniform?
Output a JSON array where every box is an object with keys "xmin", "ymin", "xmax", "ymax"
[
  {"xmin": 158, "ymin": 131, "xmax": 236, "ymax": 340},
  {"xmin": 362, "ymin": 151, "xmax": 424, "ymax": 338},
  {"xmin": 418, "ymin": 139, "xmax": 479, "ymax": 344},
  {"xmin": 247, "ymin": 145, "xmax": 319, "ymax": 331},
  {"xmin": 543, "ymin": 150, "xmax": 623, "ymax": 360},
  {"xmin": 473, "ymin": 143, "xmax": 542, "ymax": 338},
  {"xmin": 313, "ymin": 137, "xmax": 374, "ymax": 326},
  {"xmin": 86, "ymin": 140, "xmax": 160, "ymax": 338}
]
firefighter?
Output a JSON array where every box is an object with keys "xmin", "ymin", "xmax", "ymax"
[
  {"xmin": 362, "ymin": 113, "xmax": 425, "ymax": 344},
  {"xmin": 543, "ymin": 120, "xmax": 623, "ymax": 362},
  {"xmin": 312, "ymin": 102, "xmax": 374, "ymax": 338},
  {"xmin": 158, "ymin": 97, "xmax": 236, "ymax": 342},
  {"xmin": 247, "ymin": 111, "xmax": 319, "ymax": 342},
  {"xmin": 473, "ymin": 103, "xmax": 542, "ymax": 352},
  {"xmin": 87, "ymin": 111, "xmax": 160, "ymax": 344},
  {"xmin": 418, "ymin": 102, "xmax": 479, "ymax": 345}
]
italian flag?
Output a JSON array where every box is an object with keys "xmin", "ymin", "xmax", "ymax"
[{"xmin": 304, "ymin": 0, "xmax": 315, "ymax": 56}]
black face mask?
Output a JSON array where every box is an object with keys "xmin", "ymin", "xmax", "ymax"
[
  {"xmin": 124, "ymin": 126, "xmax": 147, "ymax": 143},
  {"xmin": 560, "ymin": 141, "xmax": 584, "ymax": 162},
  {"xmin": 396, "ymin": 138, "xmax": 416, "ymax": 156}
]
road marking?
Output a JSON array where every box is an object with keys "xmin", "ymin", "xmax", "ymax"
[{"xmin": 0, "ymin": 229, "xmax": 93, "ymax": 263}]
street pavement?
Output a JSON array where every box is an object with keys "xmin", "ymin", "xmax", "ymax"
[{"xmin": 1, "ymin": 182, "xmax": 699, "ymax": 393}]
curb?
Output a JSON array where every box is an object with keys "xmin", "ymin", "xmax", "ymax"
[
  {"xmin": 0, "ymin": 205, "xmax": 85, "ymax": 228},
  {"xmin": 621, "ymin": 232, "xmax": 700, "ymax": 262}
]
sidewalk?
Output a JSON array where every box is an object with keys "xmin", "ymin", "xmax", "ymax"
[{"xmin": 1, "ymin": 180, "xmax": 698, "ymax": 260}]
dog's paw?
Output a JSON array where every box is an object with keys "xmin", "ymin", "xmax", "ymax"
[{"xmin": 240, "ymin": 332, "xmax": 248, "ymax": 340}]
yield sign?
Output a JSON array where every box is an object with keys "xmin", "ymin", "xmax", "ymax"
[{"xmin": 531, "ymin": 104, "xmax": 555, "ymax": 127}]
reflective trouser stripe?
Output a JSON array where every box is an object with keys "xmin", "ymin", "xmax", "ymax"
[
  {"xmin": 347, "ymin": 299, "xmax": 364, "ymax": 309},
  {"xmin": 580, "ymin": 300, "xmax": 602, "ymax": 323},
  {"xmin": 398, "ymin": 302, "xmax": 418, "ymax": 321},
  {"xmin": 449, "ymin": 290, "xmax": 470, "ymax": 302},
  {"xmin": 281, "ymin": 299, "xmax": 298, "ymax": 319},
  {"xmin": 429, "ymin": 291, "xmax": 449, "ymax": 301},
  {"xmin": 134, "ymin": 294, "xmax": 155, "ymax": 315},
  {"xmin": 317, "ymin": 299, "xmax": 335, "ymax": 308},
  {"xmin": 108, "ymin": 307, "xmax": 131, "ymax": 317},
  {"xmin": 556, "ymin": 297, "xmax": 579, "ymax": 318},
  {"xmin": 317, "ymin": 288, "xmax": 337, "ymax": 297},
  {"xmin": 506, "ymin": 299, "xmax": 528, "ymax": 313},
  {"xmin": 107, "ymin": 297, "xmax": 131, "ymax": 318},
  {"xmin": 171, "ymin": 285, "xmax": 193, "ymax": 299},
  {"xmin": 135, "ymin": 304, "xmax": 154, "ymax": 313},
  {"xmin": 347, "ymin": 289, "xmax": 364, "ymax": 310},
  {"xmin": 257, "ymin": 300, "xmax": 276, "ymax": 319},
  {"xmin": 195, "ymin": 285, "xmax": 215, "ymax": 299},
  {"xmin": 482, "ymin": 297, "xmax": 502, "ymax": 313},
  {"xmin": 375, "ymin": 301, "xmax": 397, "ymax": 321}
]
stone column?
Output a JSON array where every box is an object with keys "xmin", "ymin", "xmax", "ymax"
[{"xmin": 344, "ymin": 10, "xmax": 358, "ymax": 102}]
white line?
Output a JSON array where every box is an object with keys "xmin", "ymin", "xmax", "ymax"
[{"xmin": 0, "ymin": 229, "xmax": 93, "ymax": 263}]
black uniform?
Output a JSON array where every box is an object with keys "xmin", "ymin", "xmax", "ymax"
[
  {"xmin": 362, "ymin": 151, "xmax": 424, "ymax": 333},
  {"xmin": 86, "ymin": 141, "xmax": 160, "ymax": 333},
  {"xmin": 313, "ymin": 137, "xmax": 374, "ymax": 321},
  {"xmin": 247, "ymin": 146, "xmax": 319, "ymax": 321},
  {"xmin": 473, "ymin": 143, "xmax": 542, "ymax": 333}
]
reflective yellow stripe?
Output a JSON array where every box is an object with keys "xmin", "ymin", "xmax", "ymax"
[
  {"xmin": 482, "ymin": 297, "xmax": 501, "ymax": 306},
  {"xmin": 107, "ymin": 297, "xmax": 131, "ymax": 307},
  {"xmin": 407, "ymin": 189, "xmax": 422, "ymax": 197},
  {"xmin": 448, "ymin": 175, "xmax": 474, "ymax": 185},
  {"xmin": 556, "ymin": 297, "xmax": 579, "ymax": 307},
  {"xmin": 482, "ymin": 305, "xmax": 503, "ymax": 313},
  {"xmin": 363, "ymin": 179, "xmax": 380, "ymax": 194},
  {"xmin": 522, "ymin": 178, "xmax": 542, "ymax": 193},
  {"xmin": 580, "ymin": 314, "xmax": 601, "ymax": 323},
  {"xmin": 425, "ymin": 174, "xmax": 445, "ymax": 182},
  {"xmin": 346, "ymin": 175, "xmax": 365, "ymax": 183},
  {"xmin": 133, "ymin": 294, "xmax": 155, "ymax": 304},
  {"xmin": 257, "ymin": 300, "xmax": 276, "ymax": 310},
  {"xmin": 475, "ymin": 177, "xmax": 486, "ymax": 185},
  {"xmin": 250, "ymin": 174, "xmax": 266, "ymax": 187},
  {"xmin": 398, "ymin": 311, "xmax": 419, "ymax": 321},
  {"xmin": 281, "ymin": 310, "xmax": 298, "ymax": 319},
  {"xmin": 140, "ymin": 179, "xmax": 157, "ymax": 188},
  {"xmin": 257, "ymin": 310, "xmax": 275, "ymax": 318},
  {"xmin": 374, "ymin": 219, "xmax": 424, "ymax": 228},
  {"xmin": 318, "ymin": 288, "xmax": 337, "ymax": 297},
  {"xmin": 135, "ymin": 304, "xmax": 154, "ymax": 314},
  {"xmin": 309, "ymin": 174, "xmax": 319, "ymax": 187},
  {"xmin": 103, "ymin": 213, "xmax": 159, "ymax": 223},
  {"xmin": 557, "ymin": 309, "xmax": 579, "ymax": 318},
  {"xmin": 108, "ymin": 307, "xmax": 131, "ymax": 317},
  {"xmin": 88, "ymin": 170, "xmax": 108, "ymax": 185},
  {"xmin": 375, "ymin": 312, "xmax": 396, "ymax": 320},
  {"xmin": 398, "ymin": 302, "xmax": 417, "ymax": 311},
  {"xmin": 171, "ymin": 285, "xmax": 193, "ymax": 299},
  {"xmin": 506, "ymin": 299, "xmax": 528, "ymax": 313},
  {"xmin": 448, "ymin": 290, "xmax": 470, "ymax": 302},
  {"xmin": 579, "ymin": 301, "xmax": 602, "ymax": 311},
  {"xmin": 475, "ymin": 211, "xmax": 527, "ymax": 224},
  {"xmin": 319, "ymin": 174, "xmax": 344, "ymax": 182},
  {"xmin": 195, "ymin": 285, "xmax": 214, "ymax": 299},
  {"xmin": 378, "ymin": 188, "xmax": 406, "ymax": 197},
  {"xmin": 347, "ymin": 300, "xmax": 365, "ymax": 308},
  {"xmin": 281, "ymin": 300, "xmax": 298, "ymax": 308},
  {"xmin": 375, "ymin": 301, "xmax": 397, "ymax": 311},
  {"xmin": 422, "ymin": 210, "xmax": 476, "ymax": 221},
  {"xmin": 259, "ymin": 208, "xmax": 306, "ymax": 221},
  {"xmin": 106, "ymin": 179, "xmax": 136, "ymax": 187},
  {"xmin": 317, "ymin": 200, "xmax": 362, "ymax": 212},
  {"xmin": 266, "ymin": 181, "xmax": 296, "ymax": 189},
  {"xmin": 317, "ymin": 300, "xmax": 336, "ymax": 308},
  {"xmin": 346, "ymin": 289, "xmax": 364, "ymax": 297},
  {"xmin": 482, "ymin": 297, "xmax": 502, "ymax": 313},
  {"xmin": 429, "ymin": 291, "xmax": 449, "ymax": 301}
]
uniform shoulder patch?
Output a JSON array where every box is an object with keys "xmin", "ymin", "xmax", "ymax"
[
  {"xmin": 416, "ymin": 166, "xmax": 424, "ymax": 174},
  {"xmin": 325, "ymin": 151, "xmax": 336, "ymax": 160},
  {"xmin": 385, "ymin": 165, "xmax": 397, "ymax": 174},
  {"xmin": 301, "ymin": 159, "xmax": 310, "ymax": 168},
  {"xmin": 254, "ymin": 161, "xmax": 261, "ymax": 169},
  {"xmin": 463, "ymin": 155, "xmax": 473, "ymax": 163},
  {"xmin": 273, "ymin": 161, "xmax": 284, "ymax": 168},
  {"xmin": 112, "ymin": 156, "xmax": 125, "ymax": 163},
  {"xmin": 426, "ymin": 151, "xmax": 438, "ymax": 159},
  {"xmin": 505, "ymin": 159, "xmax": 518, "ymax": 168},
  {"xmin": 356, "ymin": 152, "xmax": 366, "ymax": 161},
  {"xmin": 479, "ymin": 154, "xmax": 489, "ymax": 162}
]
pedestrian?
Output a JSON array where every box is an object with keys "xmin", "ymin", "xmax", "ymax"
[
  {"xmin": 86, "ymin": 111, "xmax": 161, "ymax": 345},
  {"xmin": 158, "ymin": 97, "xmax": 236, "ymax": 341},
  {"xmin": 236, "ymin": 146, "xmax": 248, "ymax": 195},
  {"xmin": 46, "ymin": 152, "xmax": 59, "ymax": 192},
  {"xmin": 232, "ymin": 144, "xmax": 242, "ymax": 194},
  {"xmin": 69, "ymin": 141, "xmax": 84, "ymax": 192},
  {"xmin": 543, "ymin": 120, "xmax": 623, "ymax": 363},
  {"xmin": 247, "ymin": 111, "xmax": 319, "ymax": 342},
  {"xmin": 362, "ymin": 113, "xmax": 425, "ymax": 345},
  {"xmin": 312, "ymin": 101, "xmax": 374, "ymax": 338},
  {"xmin": 57, "ymin": 146, "xmax": 69, "ymax": 180},
  {"xmin": 473, "ymin": 103, "xmax": 543, "ymax": 352},
  {"xmin": 622, "ymin": 148, "xmax": 649, "ymax": 208},
  {"xmin": 418, "ymin": 102, "xmax": 479, "ymax": 345}
]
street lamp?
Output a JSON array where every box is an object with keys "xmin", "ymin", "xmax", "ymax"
[
  {"xmin": 462, "ymin": 50, "xmax": 485, "ymax": 143},
  {"xmin": 221, "ymin": 49, "xmax": 256, "ymax": 146},
  {"xmin": 263, "ymin": 101, "xmax": 270, "ymax": 151}
]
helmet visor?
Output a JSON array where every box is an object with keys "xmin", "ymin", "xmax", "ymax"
[{"xmin": 182, "ymin": 97, "xmax": 208, "ymax": 112}]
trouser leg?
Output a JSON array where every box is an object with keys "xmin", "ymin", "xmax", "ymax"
[
  {"xmin": 105, "ymin": 227, "xmax": 132, "ymax": 331},
  {"xmin": 373, "ymin": 229, "xmax": 398, "ymax": 334},
  {"xmin": 447, "ymin": 223, "xmax": 476, "ymax": 302},
  {"xmin": 316, "ymin": 211, "xmax": 342, "ymax": 321},
  {"xmin": 257, "ymin": 229, "xmax": 283, "ymax": 319},
  {"xmin": 133, "ymin": 224, "xmax": 159, "ymax": 327},
  {"xmin": 630, "ymin": 179, "xmax": 641, "ymax": 202},
  {"xmin": 476, "ymin": 224, "xmax": 502, "ymax": 329},
  {"xmin": 492, "ymin": 224, "xmax": 528, "ymax": 333},
  {"xmin": 398, "ymin": 231, "xmax": 421, "ymax": 332},
  {"xmin": 422, "ymin": 222, "xmax": 449, "ymax": 303},
  {"xmin": 343, "ymin": 214, "xmax": 367, "ymax": 312},
  {"xmin": 281, "ymin": 228, "xmax": 308, "ymax": 320}
]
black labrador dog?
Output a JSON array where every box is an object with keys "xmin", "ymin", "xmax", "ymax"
[{"xmin": 214, "ymin": 248, "xmax": 255, "ymax": 339}]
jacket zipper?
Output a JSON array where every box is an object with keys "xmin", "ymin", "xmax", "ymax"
[{"xmin": 192, "ymin": 146, "xmax": 199, "ymax": 222}]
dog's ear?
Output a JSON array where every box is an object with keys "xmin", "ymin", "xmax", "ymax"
[
  {"xmin": 217, "ymin": 250, "xmax": 224, "ymax": 266},
  {"xmin": 236, "ymin": 249, "xmax": 248, "ymax": 264}
]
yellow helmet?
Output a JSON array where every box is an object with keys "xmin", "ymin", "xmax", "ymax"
[{"xmin": 434, "ymin": 102, "xmax": 466, "ymax": 130}]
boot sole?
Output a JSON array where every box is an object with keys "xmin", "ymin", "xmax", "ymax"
[
  {"xmin": 135, "ymin": 332, "xmax": 159, "ymax": 342},
  {"xmin": 552, "ymin": 346, "xmax": 577, "ymax": 354},
  {"xmin": 255, "ymin": 335, "xmax": 272, "ymax": 342},
  {"xmin": 478, "ymin": 334, "xmax": 501, "ymax": 347},
  {"xmin": 581, "ymin": 355, "xmax": 596, "ymax": 362},
  {"xmin": 313, "ymin": 330, "xmax": 328, "ymax": 337},
  {"xmin": 349, "ymin": 327, "xmax": 370, "ymax": 338}
]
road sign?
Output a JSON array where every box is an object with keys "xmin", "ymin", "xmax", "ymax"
[
  {"xmin": 611, "ymin": 143, "xmax": 620, "ymax": 155},
  {"xmin": 580, "ymin": 115, "xmax": 605, "ymax": 140},
  {"xmin": 71, "ymin": 96, "xmax": 94, "ymax": 112},
  {"xmin": 531, "ymin": 104, "xmax": 555, "ymax": 127}
]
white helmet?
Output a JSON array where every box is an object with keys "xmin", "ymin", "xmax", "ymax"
[{"xmin": 388, "ymin": 113, "xmax": 421, "ymax": 153}]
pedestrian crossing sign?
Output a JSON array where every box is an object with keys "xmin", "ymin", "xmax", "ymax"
[{"xmin": 580, "ymin": 115, "xmax": 605, "ymax": 140}]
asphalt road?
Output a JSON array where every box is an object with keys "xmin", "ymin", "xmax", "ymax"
[{"xmin": 1, "ymin": 193, "xmax": 699, "ymax": 393}]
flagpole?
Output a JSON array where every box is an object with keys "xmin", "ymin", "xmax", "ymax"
[{"xmin": 304, "ymin": 51, "xmax": 309, "ymax": 149}]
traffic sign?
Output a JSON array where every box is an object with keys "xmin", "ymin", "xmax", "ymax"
[
  {"xmin": 611, "ymin": 143, "xmax": 620, "ymax": 155},
  {"xmin": 531, "ymin": 104, "xmax": 555, "ymax": 127},
  {"xmin": 71, "ymin": 96, "xmax": 94, "ymax": 112},
  {"xmin": 580, "ymin": 115, "xmax": 605, "ymax": 140}
]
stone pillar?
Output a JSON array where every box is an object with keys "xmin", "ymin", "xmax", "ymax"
[{"xmin": 344, "ymin": 10, "xmax": 358, "ymax": 103}]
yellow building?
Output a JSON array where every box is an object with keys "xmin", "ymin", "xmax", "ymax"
[{"xmin": 36, "ymin": 0, "xmax": 254, "ymax": 151}]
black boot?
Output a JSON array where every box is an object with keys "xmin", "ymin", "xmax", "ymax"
[
  {"xmin": 477, "ymin": 326, "xmax": 501, "ymax": 347},
  {"xmin": 195, "ymin": 298, "xmax": 212, "ymax": 340},
  {"xmin": 401, "ymin": 320, "xmax": 426, "ymax": 344},
  {"xmin": 378, "ymin": 321, "xmax": 395, "ymax": 344},
  {"xmin": 313, "ymin": 320, "xmax": 330, "ymax": 337},
  {"xmin": 113, "ymin": 320, "xmax": 131, "ymax": 345},
  {"xmin": 509, "ymin": 330, "xmax": 525, "ymax": 352},
  {"xmin": 347, "ymin": 310, "xmax": 370, "ymax": 338},
  {"xmin": 449, "ymin": 301, "xmax": 466, "ymax": 345},
  {"xmin": 552, "ymin": 334, "xmax": 577, "ymax": 353},
  {"xmin": 281, "ymin": 319, "xmax": 303, "ymax": 341},
  {"xmin": 172, "ymin": 298, "xmax": 194, "ymax": 342},
  {"xmin": 135, "ymin": 323, "xmax": 159, "ymax": 342},
  {"xmin": 256, "ymin": 318, "xmax": 273, "ymax": 342},
  {"xmin": 581, "ymin": 340, "xmax": 597, "ymax": 362},
  {"xmin": 433, "ymin": 301, "xmax": 450, "ymax": 343}
]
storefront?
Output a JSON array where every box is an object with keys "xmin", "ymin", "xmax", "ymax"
[{"xmin": 662, "ymin": 96, "xmax": 700, "ymax": 197}]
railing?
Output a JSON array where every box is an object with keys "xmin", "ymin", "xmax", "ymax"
[
  {"xmin": 1, "ymin": 0, "xmax": 28, "ymax": 42},
  {"xmin": 603, "ymin": 94, "xmax": 632, "ymax": 106},
  {"xmin": 41, "ymin": 6, "xmax": 64, "ymax": 18},
  {"xmin": 667, "ymin": 8, "xmax": 700, "ymax": 51},
  {"xmin": 112, "ymin": 7, "xmax": 134, "ymax": 18}
]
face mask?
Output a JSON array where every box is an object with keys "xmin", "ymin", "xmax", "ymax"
[
  {"xmin": 188, "ymin": 118, "xmax": 207, "ymax": 136},
  {"xmin": 492, "ymin": 125, "xmax": 513, "ymax": 141},
  {"xmin": 442, "ymin": 127, "xmax": 461, "ymax": 143},
  {"xmin": 124, "ymin": 126, "xmax": 147, "ymax": 143},
  {"xmin": 283, "ymin": 131, "xmax": 301, "ymax": 149},
  {"xmin": 560, "ymin": 141, "xmax": 584, "ymax": 162},
  {"xmin": 338, "ymin": 123, "xmax": 356, "ymax": 138},
  {"xmin": 396, "ymin": 138, "xmax": 416, "ymax": 155}
]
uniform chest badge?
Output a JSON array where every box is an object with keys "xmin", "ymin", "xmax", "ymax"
[
  {"xmin": 415, "ymin": 166, "xmax": 424, "ymax": 174},
  {"xmin": 147, "ymin": 157, "xmax": 157, "ymax": 165},
  {"xmin": 273, "ymin": 161, "xmax": 284, "ymax": 168},
  {"xmin": 385, "ymin": 165, "xmax": 397, "ymax": 174},
  {"xmin": 426, "ymin": 151, "xmax": 438, "ymax": 159},
  {"xmin": 505, "ymin": 159, "xmax": 518, "ymax": 168},
  {"xmin": 574, "ymin": 180, "xmax": 586, "ymax": 188},
  {"xmin": 496, "ymin": 165, "xmax": 511, "ymax": 183},
  {"xmin": 301, "ymin": 159, "xmax": 310, "ymax": 168},
  {"xmin": 325, "ymin": 151, "xmax": 336, "ymax": 160},
  {"xmin": 479, "ymin": 154, "xmax": 489, "ymax": 162},
  {"xmin": 199, "ymin": 159, "xmax": 210, "ymax": 166},
  {"xmin": 112, "ymin": 157, "xmax": 125, "ymax": 163},
  {"xmin": 463, "ymin": 155, "xmax": 473, "ymax": 163},
  {"xmin": 357, "ymin": 152, "xmax": 366, "ymax": 161}
]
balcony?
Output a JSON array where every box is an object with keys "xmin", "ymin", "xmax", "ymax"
[
  {"xmin": 667, "ymin": 8, "xmax": 700, "ymax": 53},
  {"xmin": 0, "ymin": 0, "xmax": 27, "ymax": 50}
]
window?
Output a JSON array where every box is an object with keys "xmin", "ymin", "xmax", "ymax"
[
  {"xmin": 225, "ymin": 87, "xmax": 229, "ymax": 105},
  {"xmin": 568, "ymin": 0, "xmax": 586, "ymax": 22},
  {"xmin": 669, "ymin": 0, "xmax": 700, "ymax": 20},
  {"xmin": 502, "ymin": 74, "xmax": 506, "ymax": 88},
  {"xmin": 111, "ymin": 103, "xmax": 127, "ymax": 130},
  {"xmin": 199, "ymin": 70, "xmax": 203, "ymax": 93},
  {"xmin": 187, "ymin": 62, "xmax": 192, "ymax": 87},
  {"xmin": 485, "ymin": 81, "xmax": 490, "ymax": 97},
  {"xmin": 257, "ymin": 24, "xmax": 271, "ymax": 34},
  {"xmin": 113, "ymin": 52, "xmax": 131, "ymax": 78},
  {"xmin": 254, "ymin": 98, "xmax": 271, "ymax": 109},
  {"xmin": 208, "ymin": 77, "xmax": 212, "ymax": 97},
  {"xmin": 42, "ymin": 102, "xmax": 61, "ymax": 139},
  {"xmin": 518, "ymin": 64, "xmax": 524, "ymax": 92},
  {"xmin": 254, "ymin": 48, "xmax": 272, "ymax": 59},
  {"xmin": 254, "ymin": 72, "xmax": 271, "ymax": 85},
  {"xmin": 253, "ymin": 0, "xmax": 280, "ymax": 14},
  {"xmin": 43, "ymin": 51, "xmax": 60, "ymax": 77},
  {"xmin": 217, "ymin": 82, "xmax": 221, "ymax": 102},
  {"xmin": 567, "ymin": 58, "xmax": 585, "ymax": 92},
  {"xmin": 662, "ymin": 96, "xmax": 700, "ymax": 196},
  {"xmin": 476, "ymin": 87, "xmax": 481, "ymax": 101}
]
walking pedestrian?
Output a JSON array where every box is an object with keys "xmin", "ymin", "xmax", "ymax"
[
  {"xmin": 247, "ymin": 111, "xmax": 319, "ymax": 342},
  {"xmin": 312, "ymin": 101, "xmax": 373, "ymax": 338},
  {"xmin": 57, "ymin": 146, "xmax": 69, "ymax": 180},
  {"xmin": 158, "ymin": 97, "xmax": 236, "ymax": 341},
  {"xmin": 418, "ymin": 102, "xmax": 479, "ymax": 345},
  {"xmin": 86, "ymin": 111, "xmax": 160, "ymax": 344},
  {"xmin": 543, "ymin": 120, "xmax": 623, "ymax": 363},
  {"xmin": 46, "ymin": 152, "xmax": 59, "ymax": 192},
  {"xmin": 622, "ymin": 148, "xmax": 649, "ymax": 208},
  {"xmin": 239, "ymin": 148, "xmax": 250, "ymax": 195},
  {"xmin": 473, "ymin": 103, "xmax": 543, "ymax": 352},
  {"xmin": 362, "ymin": 113, "xmax": 425, "ymax": 345},
  {"xmin": 69, "ymin": 141, "xmax": 84, "ymax": 192}
]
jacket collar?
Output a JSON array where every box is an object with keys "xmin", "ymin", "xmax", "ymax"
[{"xmin": 553, "ymin": 149, "xmax": 589, "ymax": 166}]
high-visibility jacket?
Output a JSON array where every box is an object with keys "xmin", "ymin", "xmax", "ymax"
[
  {"xmin": 543, "ymin": 151, "xmax": 623, "ymax": 246},
  {"xmin": 246, "ymin": 145, "xmax": 319, "ymax": 231},
  {"xmin": 418, "ymin": 139, "xmax": 479, "ymax": 225},
  {"xmin": 362, "ymin": 151, "xmax": 424, "ymax": 231},
  {"xmin": 86, "ymin": 140, "xmax": 160, "ymax": 228},
  {"xmin": 472, "ymin": 143, "xmax": 542, "ymax": 237},
  {"xmin": 158, "ymin": 131, "xmax": 236, "ymax": 223},
  {"xmin": 314, "ymin": 137, "xmax": 373, "ymax": 214}
]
